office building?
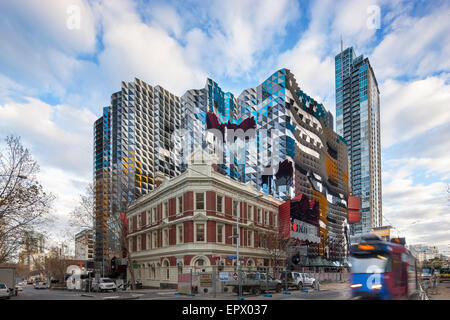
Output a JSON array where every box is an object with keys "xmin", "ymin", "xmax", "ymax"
[
  {"xmin": 74, "ymin": 229, "xmax": 94, "ymax": 260},
  {"xmin": 335, "ymin": 47, "xmax": 382, "ymax": 235}
]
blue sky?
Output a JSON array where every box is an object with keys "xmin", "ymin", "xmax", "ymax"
[{"xmin": 0, "ymin": 0, "xmax": 449, "ymax": 253}]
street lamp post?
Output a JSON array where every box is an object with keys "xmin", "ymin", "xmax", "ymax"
[{"xmin": 230, "ymin": 192, "xmax": 263, "ymax": 299}]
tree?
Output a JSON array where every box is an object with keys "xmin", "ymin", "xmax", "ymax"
[
  {"xmin": 261, "ymin": 231, "xmax": 292, "ymax": 272},
  {"xmin": 0, "ymin": 135, "xmax": 55, "ymax": 263},
  {"xmin": 69, "ymin": 182, "xmax": 137, "ymax": 289}
]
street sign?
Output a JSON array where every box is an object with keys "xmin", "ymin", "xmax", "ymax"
[
  {"xmin": 228, "ymin": 256, "xmax": 237, "ymax": 260},
  {"xmin": 233, "ymin": 273, "xmax": 238, "ymax": 280},
  {"xmin": 219, "ymin": 272, "xmax": 229, "ymax": 281}
]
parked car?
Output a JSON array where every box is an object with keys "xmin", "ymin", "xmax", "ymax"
[
  {"xmin": 34, "ymin": 281, "xmax": 50, "ymax": 289},
  {"xmin": 91, "ymin": 278, "xmax": 117, "ymax": 292},
  {"xmin": 280, "ymin": 272, "xmax": 316, "ymax": 289},
  {"xmin": 0, "ymin": 283, "xmax": 10, "ymax": 299},
  {"xmin": 227, "ymin": 272, "xmax": 282, "ymax": 295},
  {"xmin": 15, "ymin": 284, "xmax": 23, "ymax": 291}
]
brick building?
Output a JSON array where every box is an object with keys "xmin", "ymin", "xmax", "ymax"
[{"xmin": 126, "ymin": 150, "xmax": 283, "ymax": 288}]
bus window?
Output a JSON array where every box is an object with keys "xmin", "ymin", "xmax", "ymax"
[{"xmin": 349, "ymin": 254, "xmax": 391, "ymax": 273}]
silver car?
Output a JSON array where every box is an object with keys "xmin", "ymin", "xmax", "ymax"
[
  {"xmin": 0, "ymin": 283, "xmax": 10, "ymax": 299},
  {"xmin": 92, "ymin": 278, "xmax": 117, "ymax": 292}
]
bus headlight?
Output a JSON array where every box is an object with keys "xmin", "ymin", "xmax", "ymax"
[{"xmin": 371, "ymin": 284, "xmax": 382, "ymax": 290}]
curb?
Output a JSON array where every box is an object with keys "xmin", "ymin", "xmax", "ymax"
[
  {"xmin": 80, "ymin": 294, "xmax": 95, "ymax": 298},
  {"xmin": 103, "ymin": 294, "xmax": 141, "ymax": 300}
]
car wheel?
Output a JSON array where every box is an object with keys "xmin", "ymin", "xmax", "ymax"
[
  {"xmin": 113, "ymin": 289, "xmax": 117, "ymax": 292},
  {"xmin": 297, "ymin": 282, "xmax": 304, "ymax": 290}
]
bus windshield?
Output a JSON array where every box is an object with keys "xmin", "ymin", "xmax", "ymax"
[{"xmin": 349, "ymin": 254, "xmax": 391, "ymax": 274}]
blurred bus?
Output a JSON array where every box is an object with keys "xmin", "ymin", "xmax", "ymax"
[{"xmin": 349, "ymin": 234, "xmax": 418, "ymax": 300}]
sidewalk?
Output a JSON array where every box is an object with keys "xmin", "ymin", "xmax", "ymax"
[{"xmin": 429, "ymin": 282, "xmax": 450, "ymax": 300}]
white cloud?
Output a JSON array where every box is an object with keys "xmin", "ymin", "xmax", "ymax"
[
  {"xmin": 0, "ymin": 97, "xmax": 97, "ymax": 176},
  {"xmin": 372, "ymin": 7, "xmax": 450, "ymax": 80},
  {"xmin": 380, "ymin": 74, "xmax": 450, "ymax": 148}
]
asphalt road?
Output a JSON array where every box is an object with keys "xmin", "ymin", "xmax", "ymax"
[{"xmin": 7, "ymin": 284, "xmax": 350, "ymax": 300}]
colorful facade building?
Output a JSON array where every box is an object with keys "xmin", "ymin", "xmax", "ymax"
[{"xmin": 96, "ymin": 69, "xmax": 351, "ymax": 271}]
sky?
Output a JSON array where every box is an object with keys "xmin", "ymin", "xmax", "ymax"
[{"xmin": 0, "ymin": 0, "xmax": 449, "ymax": 254}]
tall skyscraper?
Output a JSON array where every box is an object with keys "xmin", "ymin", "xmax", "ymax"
[
  {"xmin": 335, "ymin": 47, "xmax": 382, "ymax": 235},
  {"xmin": 94, "ymin": 78, "xmax": 182, "ymax": 265}
]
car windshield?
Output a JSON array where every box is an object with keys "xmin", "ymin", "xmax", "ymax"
[
  {"xmin": 0, "ymin": 284, "xmax": 6, "ymax": 289},
  {"xmin": 101, "ymin": 279, "xmax": 113, "ymax": 283},
  {"xmin": 349, "ymin": 254, "xmax": 390, "ymax": 273}
]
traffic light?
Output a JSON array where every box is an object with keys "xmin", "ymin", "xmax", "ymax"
[
  {"xmin": 291, "ymin": 254, "xmax": 300, "ymax": 265},
  {"xmin": 111, "ymin": 257, "xmax": 117, "ymax": 271}
]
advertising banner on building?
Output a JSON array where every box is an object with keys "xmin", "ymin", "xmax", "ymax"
[{"xmin": 290, "ymin": 219, "xmax": 320, "ymax": 243}]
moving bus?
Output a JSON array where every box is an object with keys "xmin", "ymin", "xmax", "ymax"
[{"xmin": 349, "ymin": 234, "xmax": 418, "ymax": 300}]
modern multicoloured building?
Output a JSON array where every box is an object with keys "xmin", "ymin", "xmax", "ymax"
[
  {"xmin": 181, "ymin": 69, "xmax": 350, "ymax": 259},
  {"xmin": 335, "ymin": 47, "xmax": 382, "ymax": 235},
  {"xmin": 95, "ymin": 69, "xmax": 352, "ymax": 266}
]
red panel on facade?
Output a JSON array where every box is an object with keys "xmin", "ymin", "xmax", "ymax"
[
  {"xmin": 169, "ymin": 225, "xmax": 176, "ymax": 245},
  {"xmin": 184, "ymin": 221, "xmax": 193, "ymax": 243},
  {"xmin": 141, "ymin": 211, "xmax": 146, "ymax": 227},
  {"xmin": 184, "ymin": 191, "xmax": 194, "ymax": 211},
  {"xmin": 348, "ymin": 196, "xmax": 361, "ymax": 224},
  {"xmin": 207, "ymin": 221, "xmax": 216, "ymax": 243},
  {"xmin": 225, "ymin": 224, "xmax": 232, "ymax": 245},
  {"xmin": 133, "ymin": 216, "xmax": 137, "ymax": 231},
  {"xmin": 132, "ymin": 236, "xmax": 137, "ymax": 252},
  {"xmin": 279, "ymin": 200, "xmax": 291, "ymax": 239},
  {"xmin": 169, "ymin": 197, "xmax": 176, "ymax": 217},
  {"xmin": 206, "ymin": 191, "xmax": 216, "ymax": 212},
  {"xmin": 225, "ymin": 196, "xmax": 232, "ymax": 216},
  {"xmin": 141, "ymin": 234, "xmax": 146, "ymax": 251}
]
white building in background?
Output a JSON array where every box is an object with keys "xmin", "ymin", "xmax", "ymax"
[
  {"xmin": 409, "ymin": 244, "xmax": 440, "ymax": 262},
  {"xmin": 75, "ymin": 230, "xmax": 94, "ymax": 260}
]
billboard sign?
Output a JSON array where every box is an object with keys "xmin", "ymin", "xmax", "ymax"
[{"xmin": 290, "ymin": 219, "xmax": 320, "ymax": 243}]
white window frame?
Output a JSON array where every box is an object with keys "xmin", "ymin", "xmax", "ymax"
[
  {"xmin": 195, "ymin": 192, "xmax": 205, "ymax": 210},
  {"xmin": 216, "ymin": 223, "xmax": 225, "ymax": 244},
  {"xmin": 248, "ymin": 230, "xmax": 253, "ymax": 247},
  {"xmin": 152, "ymin": 207, "xmax": 156, "ymax": 223},
  {"xmin": 163, "ymin": 228, "xmax": 169, "ymax": 247},
  {"xmin": 147, "ymin": 233, "xmax": 151, "ymax": 250},
  {"xmin": 177, "ymin": 224, "xmax": 184, "ymax": 245},
  {"xmin": 232, "ymin": 227, "xmax": 237, "ymax": 245},
  {"xmin": 257, "ymin": 208, "xmax": 262, "ymax": 224},
  {"xmin": 163, "ymin": 202, "xmax": 169, "ymax": 219},
  {"xmin": 137, "ymin": 213, "xmax": 141, "ymax": 229},
  {"xmin": 137, "ymin": 235, "xmax": 141, "ymax": 251},
  {"xmin": 152, "ymin": 231, "xmax": 157, "ymax": 249},
  {"xmin": 247, "ymin": 205, "xmax": 253, "ymax": 221},
  {"xmin": 177, "ymin": 196, "xmax": 183, "ymax": 215},
  {"xmin": 195, "ymin": 222, "xmax": 206, "ymax": 243},
  {"xmin": 216, "ymin": 194, "xmax": 224, "ymax": 214},
  {"xmin": 264, "ymin": 211, "xmax": 268, "ymax": 225}
]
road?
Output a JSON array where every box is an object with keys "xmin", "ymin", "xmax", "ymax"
[{"xmin": 8, "ymin": 284, "xmax": 350, "ymax": 300}]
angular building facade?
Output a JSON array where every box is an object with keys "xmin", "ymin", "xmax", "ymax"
[
  {"xmin": 94, "ymin": 78, "xmax": 182, "ymax": 266},
  {"xmin": 335, "ymin": 47, "xmax": 382, "ymax": 235},
  {"xmin": 181, "ymin": 69, "xmax": 350, "ymax": 259}
]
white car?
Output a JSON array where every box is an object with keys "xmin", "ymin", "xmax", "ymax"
[
  {"xmin": 92, "ymin": 278, "xmax": 117, "ymax": 292},
  {"xmin": 281, "ymin": 272, "xmax": 317, "ymax": 289},
  {"xmin": 0, "ymin": 283, "xmax": 10, "ymax": 299},
  {"xmin": 15, "ymin": 284, "xmax": 23, "ymax": 291}
]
